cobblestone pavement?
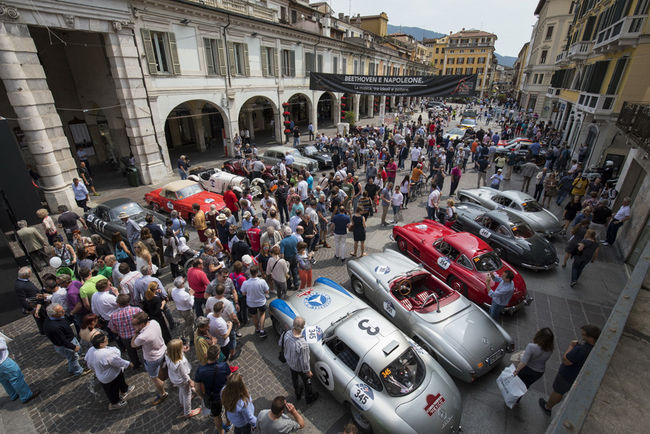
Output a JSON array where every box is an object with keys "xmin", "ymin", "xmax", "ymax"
[{"xmin": 0, "ymin": 110, "xmax": 628, "ymax": 433}]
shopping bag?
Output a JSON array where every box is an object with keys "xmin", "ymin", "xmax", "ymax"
[
  {"xmin": 496, "ymin": 364, "xmax": 527, "ymax": 408},
  {"xmin": 510, "ymin": 350, "xmax": 525, "ymax": 364}
]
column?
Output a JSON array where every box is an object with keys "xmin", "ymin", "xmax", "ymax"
[
  {"xmin": 310, "ymin": 97, "xmax": 318, "ymax": 134},
  {"xmin": 390, "ymin": 96, "xmax": 396, "ymax": 112},
  {"xmin": 247, "ymin": 110, "xmax": 255, "ymax": 140},
  {"xmin": 379, "ymin": 96, "xmax": 386, "ymax": 118},
  {"xmin": 0, "ymin": 22, "xmax": 77, "ymax": 211},
  {"xmin": 368, "ymin": 95, "xmax": 375, "ymax": 118},
  {"xmin": 332, "ymin": 94, "xmax": 341, "ymax": 126},
  {"xmin": 105, "ymin": 26, "xmax": 169, "ymax": 184},
  {"xmin": 353, "ymin": 94, "xmax": 360, "ymax": 124},
  {"xmin": 192, "ymin": 109, "xmax": 206, "ymax": 152}
]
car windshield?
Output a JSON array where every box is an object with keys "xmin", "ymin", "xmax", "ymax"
[
  {"xmin": 520, "ymin": 200, "xmax": 544, "ymax": 212},
  {"xmin": 109, "ymin": 202, "xmax": 144, "ymax": 221},
  {"xmin": 448, "ymin": 128, "xmax": 465, "ymax": 136},
  {"xmin": 461, "ymin": 118, "xmax": 476, "ymax": 126},
  {"xmin": 472, "ymin": 252, "xmax": 503, "ymax": 272},
  {"xmin": 380, "ymin": 348, "xmax": 425, "ymax": 397},
  {"xmin": 176, "ymin": 184, "xmax": 203, "ymax": 199},
  {"xmin": 510, "ymin": 223, "xmax": 535, "ymax": 238},
  {"xmin": 303, "ymin": 146, "xmax": 318, "ymax": 155}
]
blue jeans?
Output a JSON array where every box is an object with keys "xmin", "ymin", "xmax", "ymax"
[
  {"xmin": 0, "ymin": 357, "xmax": 34, "ymax": 402},
  {"xmin": 54, "ymin": 337, "xmax": 83, "ymax": 375},
  {"xmin": 489, "ymin": 303, "xmax": 505, "ymax": 321},
  {"xmin": 606, "ymin": 220, "xmax": 622, "ymax": 244},
  {"xmin": 179, "ymin": 169, "xmax": 188, "ymax": 180},
  {"xmin": 556, "ymin": 190, "xmax": 569, "ymax": 206},
  {"xmin": 427, "ymin": 205, "xmax": 435, "ymax": 220}
]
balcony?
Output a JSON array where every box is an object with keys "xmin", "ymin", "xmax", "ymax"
[
  {"xmin": 182, "ymin": 0, "xmax": 277, "ymax": 22},
  {"xmin": 555, "ymin": 51, "xmax": 568, "ymax": 66},
  {"xmin": 617, "ymin": 102, "xmax": 650, "ymax": 151},
  {"xmin": 576, "ymin": 91, "xmax": 617, "ymax": 117},
  {"xmin": 593, "ymin": 15, "xmax": 647, "ymax": 52},
  {"xmin": 567, "ymin": 41, "xmax": 592, "ymax": 61},
  {"xmin": 546, "ymin": 86, "xmax": 562, "ymax": 98}
]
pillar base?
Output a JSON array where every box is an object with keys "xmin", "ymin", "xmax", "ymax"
[
  {"xmin": 42, "ymin": 184, "xmax": 78, "ymax": 213},
  {"xmin": 140, "ymin": 160, "xmax": 170, "ymax": 185}
]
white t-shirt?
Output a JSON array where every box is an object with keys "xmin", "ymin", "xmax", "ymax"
[
  {"xmin": 133, "ymin": 320, "xmax": 166, "ymax": 362},
  {"xmin": 241, "ymin": 277, "xmax": 269, "ymax": 308},
  {"xmin": 614, "ymin": 205, "xmax": 631, "ymax": 221},
  {"xmin": 411, "ymin": 147, "xmax": 421, "ymax": 161},
  {"xmin": 428, "ymin": 189, "xmax": 441, "ymax": 207},
  {"xmin": 297, "ymin": 180, "xmax": 309, "ymax": 200},
  {"xmin": 391, "ymin": 192, "xmax": 404, "ymax": 207},
  {"xmin": 207, "ymin": 313, "xmax": 230, "ymax": 347}
]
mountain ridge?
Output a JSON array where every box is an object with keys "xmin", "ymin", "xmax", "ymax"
[{"xmin": 386, "ymin": 24, "xmax": 517, "ymax": 67}]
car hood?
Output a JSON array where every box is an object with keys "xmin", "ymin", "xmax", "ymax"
[
  {"xmin": 520, "ymin": 210, "xmax": 562, "ymax": 233},
  {"xmin": 395, "ymin": 365, "xmax": 462, "ymax": 434},
  {"xmin": 291, "ymin": 155, "xmax": 317, "ymax": 165},
  {"xmin": 517, "ymin": 235, "xmax": 558, "ymax": 266},
  {"xmin": 348, "ymin": 249, "xmax": 422, "ymax": 288},
  {"xmin": 184, "ymin": 192, "xmax": 226, "ymax": 210},
  {"xmin": 442, "ymin": 307, "xmax": 509, "ymax": 365}
]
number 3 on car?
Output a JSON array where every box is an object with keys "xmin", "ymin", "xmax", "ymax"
[{"xmin": 315, "ymin": 361, "xmax": 335, "ymax": 391}]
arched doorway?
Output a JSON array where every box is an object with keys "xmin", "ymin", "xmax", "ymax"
[
  {"xmin": 287, "ymin": 94, "xmax": 311, "ymax": 128},
  {"xmin": 164, "ymin": 100, "xmax": 228, "ymax": 155},
  {"xmin": 238, "ymin": 96, "xmax": 278, "ymax": 145},
  {"xmin": 317, "ymin": 92, "xmax": 336, "ymax": 127}
]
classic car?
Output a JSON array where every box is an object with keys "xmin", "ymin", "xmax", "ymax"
[
  {"xmin": 457, "ymin": 118, "xmax": 477, "ymax": 130},
  {"xmin": 269, "ymin": 278, "xmax": 462, "ymax": 434},
  {"xmin": 296, "ymin": 144, "xmax": 333, "ymax": 169},
  {"xmin": 260, "ymin": 146, "xmax": 319, "ymax": 172},
  {"xmin": 84, "ymin": 198, "xmax": 166, "ymax": 241},
  {"xmin": 221, "ymin": 158, "xmax": 275, "ymax": 181},
  {"xmin": 346, "ymin": 250, "xmax": 514, "ymax": 382},
  {"xmin": 443, "ymin": 128, "xmax": 467, "ymax": 142},
  {"xmin": 392, "ymin": 220, "xmax": 531, "ymax": 314},
  {"xmin": 497, "ymin": 137, "xmax": 532, "ymax": 148},
  {"xmin": 461, "ymin": 110, "xmax": 478, "ymax": 119},
  {"xmin": 188, "ymin": 168, "xmax": 266, "ymax": 198},
  {"xmin": 144, "ymin": 180, "xmax": 226, "ymax": 220},
  {"xmin": 456, "ymin": 188, "xmax": 562, "ymax": 237},
  {"xmin": 448, "ymin": 202, "xmax": 558, "ymax": 270}
]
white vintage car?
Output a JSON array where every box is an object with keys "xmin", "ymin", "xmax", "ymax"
[{"xmin": 189, "ymin": 168, "xmax": 266, "ymax": 198}]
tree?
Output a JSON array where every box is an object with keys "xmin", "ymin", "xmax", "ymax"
[{"xmin": 343, "ymin": 111, "xmax": 356, "ymax": 126}]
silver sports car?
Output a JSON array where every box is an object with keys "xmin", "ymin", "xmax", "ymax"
[
  {"xmin": 346, "ymin": 250, "xmax": 514, "ymax": 383},
  {"xmin": 188, "ymin": 168, "xmax": 266, "ymax": 197},
  {"xmin": 269, "ymin": 278, "xmax": 462, "ymax": 434},
  {"xmin": 457, "ymin": 187, "xmax": 562, "ymax": 236}
]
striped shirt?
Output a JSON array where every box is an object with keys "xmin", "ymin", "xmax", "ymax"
[{"xmin": 281, "ymin": 332, "xmax": 310, "ymax": 373}]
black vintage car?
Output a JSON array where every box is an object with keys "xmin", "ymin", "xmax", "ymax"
[
  {"xmin": 296, "ymin": 144, "xmax": 332, "ymax": 170},
  {"xmin": 449, "ymin": 202, "xmax": 558, "ymax": 271},
  {"xmin": 84, "ymin": 198, "xmax": 166, "ymax": 241}
]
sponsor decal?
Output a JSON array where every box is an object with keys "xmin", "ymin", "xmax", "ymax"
[
  {"xmin": 204, "ymin": 198, "xmax": 215, "ymax": 203},
  {"xmin": 437, "ymin": 256, "xmax": 451, "ymax": 270},
  {"xmin": 415, "ymin": 224, "xmax": 428, "ymax": 230},
  {"xmin": 167, "ymin": 201, "xmax": 174, "ymax": 210},
  {"xmin": 374, "ymin": 265, "xmax": 391, "ymax": 274},
  {"xmin": 383, "ymin": 300, "xmax": 396, "ymax": 317},
  {"xmin": 303, "ymin": 325, "xmax": 323, "ymax": 343},
  {"xmin": 479, "ymin": 228, "xmax": 491, "ymax": 238},
  {"xmin": 350, "ymin": 383, "xmax": 374, "ymax": 411},
  {"xmin": 315, "ymin": 361, "xmax": 334, "ymax": 391},
  {"xmin": 303, "ymin": 293, "xmax": 331, "ymax": 310},
  {"xmin": 424, "ymin": 393, "xmax": 446, "ymax": 417}
]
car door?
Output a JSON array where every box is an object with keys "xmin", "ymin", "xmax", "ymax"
[
  {"xmin": 376, "ymin": 282, "xmax": 410, "ymax": 331},
  {"xmin": 162, "ymin": 190, "xmax": 177, "ymax": 212},
  {"xmin": 320, "ymin": 336, "xmax": 359, "ymax": 402},
  {"xmin": 427, "ymin": 240, "xmax": 458, "ymax": 280}
]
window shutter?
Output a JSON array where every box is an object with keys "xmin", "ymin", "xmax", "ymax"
[
  {"xmin": 273, "ymin": 49, "xmax": 279, "ymax": 77},
  {"xmin": 243, "ymin": 43, "xmax": 250, "ymax": 76},
  {"xmin": 141, "ymin": 29, "xmax": 158, "ymax": 74},
  {"xmin": 227, "ymin": 42, "xmax": 236, "ymax": 75},
  {"xmin": 167, "ymin": 32, "xmax": 181, "ymax": 75},
  {"xmin": 204, "ymin": 38, "xmax": 216, "ymax": 75},
  {"xmin": 290, "ymin": 50, "xmax": 295, "ymax": 76},
  {"xmin": 261, "ymin": 47, "xmax": 269, "ymax": 76},
  {"xmin": 217, "ymin": 40, "xmax": 227, "ymax": 76}
]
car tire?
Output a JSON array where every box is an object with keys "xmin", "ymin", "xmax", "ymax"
[
  {"xmin": 448, "ymin": 275, "xmax": 468, "ymax": 298},
  {"xmin": 396, "ymin": 237, "xmax": 408, "ymax": 254},
  {"xmin": 351, "ymin": 276, "xmax": 365, "ymax": 297},
  {"xmin": 347, "ymin": 402, "xmax": 373, "ymax": 433}
]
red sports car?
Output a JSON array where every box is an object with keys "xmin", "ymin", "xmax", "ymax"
[
  {"xmin": 144, "ymin": 180, "xmax": 226, "ymax": 220},
  {"xmin": 392, "ymin": 220, "xmax": 530, "ymax": 313}
]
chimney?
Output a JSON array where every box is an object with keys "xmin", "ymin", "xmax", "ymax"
[{"xmin": 338, "ymin": 12, "xmax": 344, "ymax": 20}]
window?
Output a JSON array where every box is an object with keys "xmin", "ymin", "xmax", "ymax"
[
  {"xmin": 204, "ymin": 38, "xmax": 226, "ymax": 76},
  {"xmin": 368, "ymin": 62, "xmax": 375, "ymax": 75},
  {"xmin": 545, "ymin": 26, "xmax": 554, "ymax": 40},
  {"xmin": 342, "ymin": 57, "xmax": 347, "ymax": 74},
  {"xmin": 380, "ymin": 349, "xmax": 425, "ymax": 397},
  {"xmin": 358, "ymin": 363, "xmax": 382, "ymax": 391},
  {"xmin": 606, "ymin": 57, "xmax": 628, "ymax": 94},
  {"xmin": 448, "ymin": 58, "xmax": 455, "ymax": 65},
  {"xmin": 434, "ymin": 240, "xmax": 460, "ymax": 260},
  {"xmin": 260, "ymin": 46, "xmax": 278, "ymax": 77},
  {"xmin": 466, "ymin": 67, "xmax": 473, "ymax": 74},
  {"xmin": 434, "ymin": 59, "xmax": 438, "ymax": 64},
  {"xmin": 281, "ymin": 49, "xmax": 295, "ymax": 77},
  {"xmin": 583, "ymin": 15, "xmax": 597, "ymax": 41},
  {"xmin": 477, "ymin": 67, "xmax": 484, "ymax": 74},
  {"xmin": 353, "ymin": 60, "xmax": 358, "ymax": 75},
  {"xmin": 470, "ymin": 49, "xmax": 475, "ymax": 53},
  {"xmin": 467, "ymin": 57, "xmax": 475, "ymax": 64},
  {"xmin": 227, "ymin": 42, "xmax": 250, "ymax": 76},
  {"xmin": 326, "ymin": 337, "xmax": 360, "ymax": 371},
  {"xmin": 305, "ymin": 52, "xmax": 315, "ymax": 73},
  {"xmin": 141, "ymin": 30, "xmax": 180, "ymax": 75},
  {"xmin": 455, "ymin": 67, "xmax": 463, "ymax": 74},
  {"xmin": 317, "ymin": 54, "xmax": 323, "ymax": 73},
  {"xmin": 435, "ymin": 47, "xmax": 439, "ymax": 53},
  {"xmin": 457, "ymin": 57, "xmax": 465, "ymax": 64},
  {"xmin": 360, "ymin": 60, "xmax": 365, "ymax": 74},
  {"xmin": 291, "ymin": 9, "xmax": 297, "ymax": 24},
  {"xmin": 472, "ymin": 252, "xmax": 503, "ymax": 272},
  {"xmin": 478, "ymin": 57, "xmax": 486, "ymax": 64},
  {"xmin": 457, "ymin": 255, "xmax": 473, "ymax": 269},
  {"xmin": 540, "ymin": 50, "xmax": 548, "ymax": 64},
  {"xmin": 333, "ymin": 56, "xmax": 338, "ymax": 74}
]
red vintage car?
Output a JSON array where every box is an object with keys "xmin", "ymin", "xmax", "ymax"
[
  {"xmin": 392, "ymin": 220, "xmax": 530, "ymax": 313},
  {"xmin": 144, "ymin": 180, "xmax": 226, "ymax": 220}
]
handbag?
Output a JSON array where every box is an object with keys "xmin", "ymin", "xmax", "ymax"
[{"xmin": 278, "ymin": 330, "xmax": 287, "ymax": 363}]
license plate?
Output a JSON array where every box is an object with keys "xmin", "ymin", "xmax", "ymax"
[{"xmin": 487, "ymin": 350, "xmax": 504, "ymax": 365}]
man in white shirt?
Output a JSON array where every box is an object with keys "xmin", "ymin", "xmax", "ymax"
[
  {"xmin": 427, "ymin": 185, "xmax": 441, "ymax": 221},
  {"xmin": 91, "ymin": 279, "xmax": 119, "ymax": 322},
  {"xmin": 410, "ymin": 146, "xmax": 421, "ymax": 170},
  {"xmin": 86, "ymin": 333, "xmax": 134, "ymax": 410},
  {"xmin": 118, "ymin": 263, "xmax": 142, "ymax": 300},
  {"xmin": 260, "ymin": 191, "xmax": 277, "ymax": 220},
  {"xmin": 208, "ymin": 283, "xmax": 239, "ymax": 358},
  {"xmin": 170, "ymin": 276, "xmax": 194, "ymax": 342},
  {"xmin": 279, "ymin": 159, "xmax": 287, "ymax": 178},
  {"xmin": 240, "ymin": 266, "xmax": 269, "ymax": 338},
  {"xmin": 297, "ymin": 176, "xmax": 309, "ymax": 201},
  {"xmin": 289, "ymin": 209, "xmax": 303, "ymax": 233},
  {"xmin": 603, "ymin": 197, "xmax": 632, "ymax": 246}
]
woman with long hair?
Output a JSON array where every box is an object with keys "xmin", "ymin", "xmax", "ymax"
[
  {"xmin": 133, "ymin": 241, "xmax": 156, "ymax": 274},
  {"xmin": 221, "ymin": 372, "xmax": 256, "ymax": 433},
  {"xmin": 111, "ymin": 232, "xmax": 135, "ymax": 271},
  {"xmin": 350, "ymin": 207, "xmax": 367, "ymax": 257},
  {"xmin": 165, "ymin": 339, "xmax": 201, "ymax": 418},
  {"xmin": 79, "ymin": 313, "xmax": 101, "ymax": 347},
  {"xmin": 514, "ymin": 328, "xmax": 554, "ymax": 389},
  {"xmin": 399, "ymin": 175, "xmax": 410, "ymax": 209},
  {"xmin": 142, "ymin": 282, "xmax": 172, "ymax": 343},
  {"xmin": 140, "ymin": 227, "xmax": 160, "ymax": 269}
]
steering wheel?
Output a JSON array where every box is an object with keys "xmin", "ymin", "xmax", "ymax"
[{"xmin": 398, "ymin": 279, "xmax": 412, "ymax": 297}]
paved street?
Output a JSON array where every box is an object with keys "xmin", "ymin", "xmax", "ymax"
[{"xmin": 0, "ymin": 113, "xmax": 627, "ymax": 433}]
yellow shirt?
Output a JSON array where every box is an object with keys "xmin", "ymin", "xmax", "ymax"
[
  {"xmin": 193, "ymin": 210, "xmax": 207, "ymax": 230},
  {"xmin": 411, "ymin": 167, "xmax": 424, "ymax": 183}
]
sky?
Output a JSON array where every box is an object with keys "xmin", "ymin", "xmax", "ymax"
[{"xmin": 326, "ymin": 0, "xmax": 540, "ymax": 56}]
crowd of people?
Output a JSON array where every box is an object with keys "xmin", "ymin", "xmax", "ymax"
[{"xmin": 5, "ymin": 96, "xmax": 627, "ymax": 431}]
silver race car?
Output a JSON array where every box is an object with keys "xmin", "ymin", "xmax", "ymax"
[
  {"xmin": 188, "ymin": 168, "xmax": 266, "ymax": 197},
  {"xmin": 457, "ymin": 187, "xmax": 562, "ymax": 236},
  {"xmin": 347, "ymin": 250, "xmax": 513, "ymax": 383},
  {"xmin": 269, "ymin": 278, "xmax": 462, "ymax": 434}
]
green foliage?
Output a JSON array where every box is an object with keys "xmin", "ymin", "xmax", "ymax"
[{"xmin": 344, "ymin": 111, "xmax": 356, "ymax": 126}]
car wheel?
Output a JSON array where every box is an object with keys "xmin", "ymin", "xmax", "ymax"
[
  {"xmin": 448, "ymin": 275, "xmax": 468, "ymax": 298},
  {"xmin": 272, "ymin": 317, "xmax": 284, "ymax": 337},
  {"xmin": 396, "ymin": 237, "xmax": 408, "ymax": 254},
  {"xmin": 351, "ymin": 277, "xmax": 365, "ymax": 297},
  {"xmin": 348, "ymin": 402, "xmax": 373, "ymax": 433},
  {"xmin": 152, "ymin": 203, "xmax": 161, "ymax": 213}
]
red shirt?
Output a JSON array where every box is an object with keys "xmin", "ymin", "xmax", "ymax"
[
  {"xmin": 224, "ymin": 190, "xmax": 239, "ymax": 212},
  {"xmin": 380, "ymin": 169, "xmax": 387, "ymax": 182},
  {"xmin": 246, "ymin": 227, "xmax": 261, "ymax": 252},
  {"xmin": 386, "ymin": 162, "xmax": 397, "ymax": 178},
  {"xmin": 187, "ymin": 267, "xmax": 210, "ymax": 298}
]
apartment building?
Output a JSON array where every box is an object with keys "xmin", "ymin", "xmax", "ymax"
[
  {"xmin": 0, "ymin": 0, "xmax": 431, "ymax": 212},
  {"xmin": 513, "ymin": 42, "xmax": 530, "ymax": 101}
]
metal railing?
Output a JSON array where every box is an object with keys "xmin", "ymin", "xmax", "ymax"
[{"xmin": 546, "ymin": 242, "xmax": 650, "ymax": 433}]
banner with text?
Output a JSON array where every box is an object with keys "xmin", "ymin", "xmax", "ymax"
[{"xmin": 309, "ymin": 72, "xmax": 476, "ymax": 97}]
